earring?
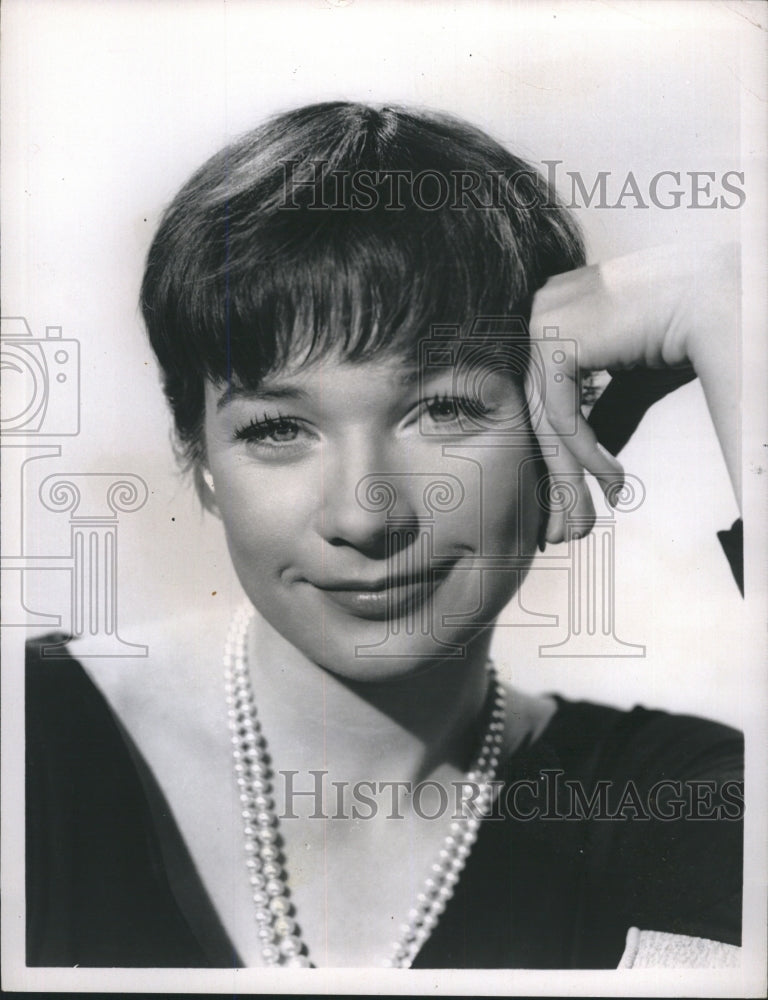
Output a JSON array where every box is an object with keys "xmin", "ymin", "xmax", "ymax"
[{"xmin": 202, "ymin": 469, "xmax": 215, "ymax": 493}]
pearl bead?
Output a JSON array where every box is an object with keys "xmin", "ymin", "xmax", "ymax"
[
  {"xmin": 260, "ymin": 844, "xmax": 279, "ymax": 862},
  {"xmin": 279, "ymin": 934, "xmax": 304, "ymax": 957},
  {"xmin": 252, "ymin": 890, "xmax": 270, "ymax": 908},
  {"xmin": 269, "ymin": 896, "xmax": 291, "ymax": 916},
  {"xmin": 261, "ymin": 944, "xmax": 280, "ymax": 963},
  {"xmin": 262, "ymin": 859, "xmax": 281, "ymax": 877},
  {"xmin": 273, "ymin": 916, "xmax": 296, "ymax": 937},
  {"xmin": 285, "ymin": 954, "xmax": 311, "ymax": 967},
  {"xmin": 257, "ymin": 924, "xmax": 275, "ymax": 943},
  {"xmin": 265, "ymin": 878, "xmax": 284, "ymax": 896}
]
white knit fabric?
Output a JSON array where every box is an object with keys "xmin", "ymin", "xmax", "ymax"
[{"xmin": 618, "ymin": 926, "xmax": 741, "ymax": 968}]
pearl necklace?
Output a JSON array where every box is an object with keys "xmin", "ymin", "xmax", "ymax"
[{"xmin": 224, "ymin": 602, "xmax": 506, "ymax": 968}]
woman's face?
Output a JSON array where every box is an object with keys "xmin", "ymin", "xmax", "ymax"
[{"xmin": 203, "ymin": 349, "xmax": 542, "ymax": 682}]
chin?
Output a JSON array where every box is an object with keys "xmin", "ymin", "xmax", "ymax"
[{"xmin": 319, "ymin": 636, "xmax": 486, "ymax": 684}]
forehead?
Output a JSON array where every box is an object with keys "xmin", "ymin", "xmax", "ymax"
[
  {"xmin": 216, "ymin": 329, "xmax": 527, "ymax": 394},
  {"xmin": 208, "ymin": 355, "xmax": 424, "ymax": 411}
]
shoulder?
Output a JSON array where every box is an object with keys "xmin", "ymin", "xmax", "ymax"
[
  {"xmin": 25, "ymin": 599, "xmax": 235, "ymax": 774},
  {"xmin": 27, "ymin": 598, "xmax": 239, "ymax": 782},
  {"xmin": 536, "ymin": 696, "xmax": 743, "ymax": 785},
  {"xmin": 28, "ymin": 600, "xmax": 233, "ymax": 721},
  {"xmin": 524, "ymin": 697, "xmax": 743, "ymax": 948}
]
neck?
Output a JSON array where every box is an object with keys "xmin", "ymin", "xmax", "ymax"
[{"xmin": 245, "ymin": 608, "xmax": 493, "ymax": 790}]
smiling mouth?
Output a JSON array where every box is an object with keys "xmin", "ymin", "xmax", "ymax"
[{"xmin": 312, "ymin": 566, "xmax": 455, "ymax": 621}]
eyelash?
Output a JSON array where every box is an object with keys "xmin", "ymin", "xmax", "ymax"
[
  {"xmin": 232, "ymin": 395, "xmax": 492, "ymax": 450},
  {"xmin": 424, "ymin": 393, "xmax": 491, "ymax": 423},
  {"xmin": 234, "ymin": 412, "xmax": 304, "ymax": 448}
]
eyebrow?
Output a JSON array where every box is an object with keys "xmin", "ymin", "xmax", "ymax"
[
  {"xmin": 216, "ymin": 367, "xmax": 426, "ymax": 411},
  {"xmin": 216, "ymin": 383, "xmax": 308, "ymax": 412}
]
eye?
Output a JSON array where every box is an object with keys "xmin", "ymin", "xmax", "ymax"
[
  {"xmin": 234, "ymin": 413, "xmax": 310, "ymax": 452},
  {"xmin": 423, "ymin": 393, "xmax": 491, "ymax": 426}
]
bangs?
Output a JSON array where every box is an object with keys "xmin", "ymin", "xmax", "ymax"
[
  {"xmin": 141, "ymin": 102, "xmax": 585, "ymax": 464},
  {"xmin": 188, "ymin": 204, "xmax": 546, "ymax": 391}
]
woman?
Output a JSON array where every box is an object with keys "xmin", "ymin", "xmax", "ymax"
[{"xmin": 26, "ymin": 103, "xmax": 743, "ymax": 969}]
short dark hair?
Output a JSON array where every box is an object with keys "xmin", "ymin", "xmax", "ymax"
[{"xmin": 140, "ymin": 101, "xmax": 584, "ymax": 470}]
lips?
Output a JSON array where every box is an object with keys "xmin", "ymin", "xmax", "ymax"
[{"xmin": 311, "ymin": 566, "xmax": 454, "ymax": 621}]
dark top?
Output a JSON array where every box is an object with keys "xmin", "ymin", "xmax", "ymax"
[
  {"xmin": 26, "ymin": 636, "xmax": 743, "ymax": 969},
  {"xmin": 588, "ymin": 368, "xmax": 744, "ymax": 595}
]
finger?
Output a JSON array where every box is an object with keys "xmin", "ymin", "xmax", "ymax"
[
  {"xmin": 536, "ymin": 341, "xmax": 625, "ymax": 504},
  {"xmin": 535, "ymin": 407, "xmax": 597, "ymax": 544}
]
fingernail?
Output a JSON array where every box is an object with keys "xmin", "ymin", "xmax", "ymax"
[{"xmin": 537, "ymin": 521, "xmax": 547, "ymax": 553}]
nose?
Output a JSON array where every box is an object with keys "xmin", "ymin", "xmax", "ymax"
[{"xmin": 315, "ymin": 439, "xmax": 420, "ymax": 558}]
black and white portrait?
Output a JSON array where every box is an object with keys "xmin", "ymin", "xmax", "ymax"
[{"xmin": 2, "ymin": 1, "xmax": 766, "ymax": 995}]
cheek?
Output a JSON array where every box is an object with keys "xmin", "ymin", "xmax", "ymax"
[
  {"xmin": 485, "ymin": 450, "xmax": 542, "ymax": 553},
  {"xmin": 211, "ymin": 467, "xmax": 316, "ymax": 576},
  {"xmin": 438, "ymin": 446, "xmax": 541, "ymax": 557}
]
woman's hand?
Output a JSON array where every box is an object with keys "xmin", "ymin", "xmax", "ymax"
[{"xmin": 527, "ymin": 242, "xmax": 740, "ymax": 544}]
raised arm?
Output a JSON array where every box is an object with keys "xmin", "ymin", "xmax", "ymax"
[{"xmin": 528, "ymin": 242, "xmax": 741, "ymax": 544}]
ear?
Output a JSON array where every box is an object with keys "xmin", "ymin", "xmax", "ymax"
[{"xmin": 193, "ymin": 463, "xmax": 221, "ymax": 517}]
